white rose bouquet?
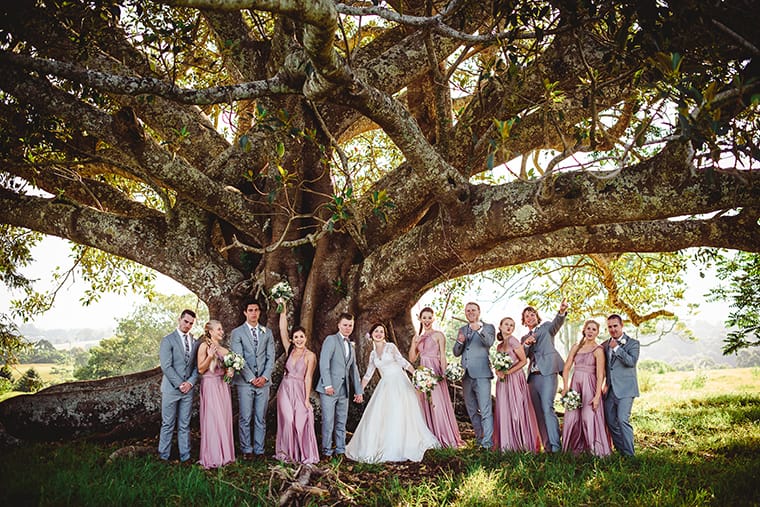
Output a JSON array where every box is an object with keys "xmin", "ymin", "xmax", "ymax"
[
  {"xmin": 560, "ymin": 389, "xmax": 582, "ymax": 411},
  {"xmin": 492, "ymin": 351, "xmax": 514, "ymax": 381},
  {"xmin": 269, "ymin": 280, "xmax": 295, "ymax": 313},
  {"xmin": 412, "ymin": 366, "xmax": 441, "ymax": 401},
  {"xmin": 222, "ymin": 352, "xmax": 246, "ymax": 384},
  {"xmin": 444, "ymin": 362, "xmax": 464, "ymax": 383}
]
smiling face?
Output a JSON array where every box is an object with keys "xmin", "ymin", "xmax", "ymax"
[
  {"xmin": 499, "ymin": 318, "xmax": 515, "ymax": 337},
  {"xmin": 291, "ymin": 329, "xmax": 307, "ymax": 349},
  {"xmin": 607, "ymin": 317, "xmax": 623, "ymax": 339},
  {"xmin": 210, "ymin": 321, "xmax": 224, "ymax": 341},
  {"xmin": 523, "ymin": 309, "xmax": 538, "ymax": 329},
  {"xmin": 420, "ymin": 310, "xmax": 435, "ymax": 330},
  {"xmin": 371, "ymin": 325, "xmax": 386, "ymax": 341},
  {"xmin": 465, "ymin": 303, "xmax": 480, "ymax": 323}
]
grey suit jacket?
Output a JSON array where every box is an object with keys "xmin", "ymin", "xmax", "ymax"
[
  {"xmin": 522, "ymin": 313, "xmax": 566, "ymax": 375},
  {"xmin": 453, "ymin": 322, "xmax": 496, "ymax": 378},
  {"xmin": 230, "ymin": 322, "xmax": 275, "ymax": 385},
  {"xmin": 159, "ymin": 329, "xmax": 199, "ymax": 393},
  {"xmin": 602, "ymin": 333, "xmax": 640, "ymax": 398},
  {"xmin": 315, "ymin": 333, "xmax": 363, "ymax": 397}
]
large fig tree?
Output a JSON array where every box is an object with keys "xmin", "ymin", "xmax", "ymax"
[{"xmin": 0, "ymin": 0, "xmax": 759, "ymax": 438}]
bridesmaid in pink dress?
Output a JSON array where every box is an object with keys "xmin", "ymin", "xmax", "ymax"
[
  {"xmin": 274, "ymin": 299, "xmax": 320, "ymax": 464},
  {"xmin": 493, "ymin": 317, "xmax": 541, "ymax": 453},
  {"xmin": 561, "ymin": 320, "xmax": 612, "ymax": 456},
  {"xmin": 197, "ymin": 320, "xmax": 236, "ymax": 469},
  {"xmin": 408, "ymin": 307, "xmax": 463, "ymax": 448}
]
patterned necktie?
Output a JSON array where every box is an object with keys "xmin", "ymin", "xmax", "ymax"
[
  {"xmin": 251, "ymin": 326, "xmax": 258, "ymax": 349},
  {"xmin": 183, "ymin": 334, "xmax": 190, "ymax": 363}
]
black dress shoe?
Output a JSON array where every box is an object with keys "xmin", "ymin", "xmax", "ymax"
[{"xmin": 241, "ymin": 453, "xmax": 253, "ymax": 461}]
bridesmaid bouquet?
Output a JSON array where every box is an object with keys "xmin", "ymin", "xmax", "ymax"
[
  {"xmin": 412, "ymin": 366, "xmax": 441, "ymax": 401},
  {"xmin": 444, "ymin": 362, "xmax": 465, "ymax": 383},
  {"xmin": 491, "ymin": 351, "xmax": 514, "ymax": 381},
  {"xmin": 222, "ymin": 352, "xmax": 246, "ymax": 384},
  {"xmin": 561, "ymin": 389, "xmax": 582, "ymax": 411},
  {"xmin": 269, "ymin": 280, "xmax": 294, "ymax": 313}
]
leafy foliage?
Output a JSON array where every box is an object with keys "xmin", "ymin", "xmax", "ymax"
[
  {"xmin": 74, "ymin": 293, "xmax": 208, "ymax": 380},
  {"xmin": 13, "ymin": 367, "xmax": 44, "ymax": 392},
  {"xmin": 709, "ymin": 251, "xmax": 760, "ymax": 354}
]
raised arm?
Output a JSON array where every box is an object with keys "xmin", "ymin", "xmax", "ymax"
[
  {"xmin": 409, "ymin": 333, "xmax": 420, "ymax": 363},
  {"xmin": 278, "ymin": 298, "xmax": 290, "ymax": 352}
]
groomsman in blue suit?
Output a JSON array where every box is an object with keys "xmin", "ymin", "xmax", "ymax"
[
  {"xmin": 158, "ymin": 309, "xmax": 198, "ymax": 463},
  {"xmin": 453, "ymin": 302, "xmax": 496, "ymax": 449},
  {"xmin": 316, "ymin": 313, "xmax": 364, "ymax": 458},
  {"xmin": 230, "ymin": 301, "xmax": 275, "ymax": 460},
  {"xmin": 522, "ymin": 299, "xmax": 568, "ymax": 453},
  {"xmin": 602, "ymin": 314, "xmax": 640, "ymax": 456}
]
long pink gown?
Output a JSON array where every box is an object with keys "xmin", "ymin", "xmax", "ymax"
[
  {"xmin": 199, "ymin": 355, "xmax": 235, "ymax": 468},
  {"xmin": 561, "ymin": 345, "xmax": 612, "ymax": 456},
  {"xmin": 416, "ymin": 332, "xmax": 463, "ymax": 448},
  {"xmin": 275, "ymin": 351, "xmax": 319, "ymax": 464},
  {"xmin": 493, "ymin": 336, "xmax": 541, "ymax": 453}
]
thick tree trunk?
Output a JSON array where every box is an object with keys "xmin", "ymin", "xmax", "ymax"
[{"xmin": 0, "ymin": 368, "xmax": 164, "ymax": 441}]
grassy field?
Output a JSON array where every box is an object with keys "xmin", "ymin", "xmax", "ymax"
[{"xmin": 1, "ymin": 367, "xmax": 758, "ymax": 506}]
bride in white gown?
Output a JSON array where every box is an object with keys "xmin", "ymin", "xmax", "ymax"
[{"xmin": 346, "ymin": 323, "xmax": 440, "ymax": 463}]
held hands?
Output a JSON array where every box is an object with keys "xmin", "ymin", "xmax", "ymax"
[
  {"xmin": 353, "ymin": 394, "xmax": 363, "ymax": 403},
  {"xmin": 469, "ymin": 320, "xmax": 483, "ymax": 331},
  {"xmin": 252, "ymin": 376, "xmax": 266, "ymax": 388},
  {"xmin": 179, "ymin": 381, "xmax": 192, "ymax": 394},
  {"xmin": 325, "ymin": 386, "xmax": 335, "ymax": 396}
]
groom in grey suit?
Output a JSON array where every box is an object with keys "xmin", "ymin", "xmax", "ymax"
[
  {"xmin": 158, "ymin": 309, "xmax": 198, "ymax": 462},
  {"xmin": 316, "ymin": 312, "xmax": 364, "ymax": 458},
  {"xmin": 230, "ymin": 301, "xmax": 275, "ymax": 459},
  {"xmin": 602, "ymin": 314, "xmax": 640, "ymax": 456},
  {"xmin": 453, "ymin": 302, "xmax": 496, "ymax": 449}
]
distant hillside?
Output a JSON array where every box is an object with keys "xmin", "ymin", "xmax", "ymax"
[{"xmin": 19, "ymin": 324, "xmax": 112, "ymax": 350}]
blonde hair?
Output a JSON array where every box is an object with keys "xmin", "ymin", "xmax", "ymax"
[{"xmin": 203, "ymin": 320, "xmax": 222, "ymax": 372}]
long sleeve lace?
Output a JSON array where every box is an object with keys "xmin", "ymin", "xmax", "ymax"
[
  {"xmin": 362, "ymin": 350, "xmax": 378, "ymax": 384},
  {"xmin": 389, "ymin": 343, "xmax": 412, "ymax": 371}
]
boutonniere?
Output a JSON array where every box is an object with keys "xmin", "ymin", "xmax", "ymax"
[{"xmin": 619, "ymin": 336, "xmax": 627, "ymax": 346}]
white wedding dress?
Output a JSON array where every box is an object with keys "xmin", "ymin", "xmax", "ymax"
[{"xmin": 346, "ymin": 342, "xmax": 440, "ymax": 463}]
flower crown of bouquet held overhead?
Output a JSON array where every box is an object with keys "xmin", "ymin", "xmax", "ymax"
[
  {"xmin": 222, "ymin": 352, "xmax": 246, "ymax": 384},
  {"xmin": 269, "ymin": 280, "xmax": 295, "ymax": 313}
]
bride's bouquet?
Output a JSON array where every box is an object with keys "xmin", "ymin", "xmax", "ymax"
[
  {"xmin": 412, "ymin": 366, "xmax": 441, "ymax": 401},
  {"xmin": 560, "ymin": 389, "xmax": 582, "ymax": 411},
  {"xmin": 269, "ymin": 280, "xmax": 294, "ymax": 313},
  {"xmin": 444, "ymin": 362, "xmax": 465, "ymax": 383},
  {"xmin": 491, "ymin": 351, "xmax": 514, "ymax": 381},
  {"xmin": 222, "ymin": 352, "xmax": 246, "ymax": 384}
]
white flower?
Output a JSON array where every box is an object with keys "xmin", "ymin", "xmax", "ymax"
[
  {"xmin": 561, "ymin": 389, "xmax": 582, "ymax": 411},
  {"xmin": 619, "ymin": 336, "xmax": 627, "ymax": 345},
  {"xmin": 269, "ymin": 280, "xmax": 295, "ymax": 312},
  {"xmin": 222, "ymin": 352, "xmax": 246, "ymax": 384},
  {"xmin": 412, "ymin": 366, "xmax": 441, "ymax": 399},
  {"xmin": 444, "ymin": 362, "xmax": 464, "ymax": 383},
  {"xmin": 491, "ymin": 351, "xmax": 514, "ymax": 379}
]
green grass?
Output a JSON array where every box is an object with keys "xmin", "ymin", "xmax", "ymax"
[{"xmin": 1, "ymin": 368, "xmax": 759, "ymax": 506}]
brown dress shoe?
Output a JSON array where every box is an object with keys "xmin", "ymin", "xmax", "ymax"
[{"xmin": 241, "ymin": 453, "xmax": 253, "ymax": 461}]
